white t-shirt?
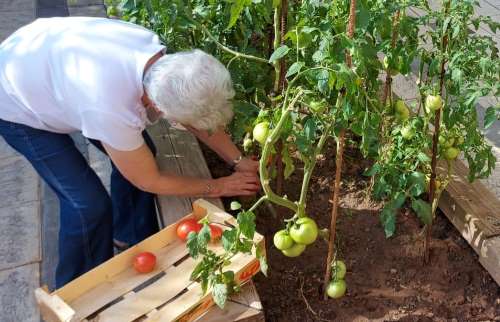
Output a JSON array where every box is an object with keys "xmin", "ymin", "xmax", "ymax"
[{"xmin": 0, "ymin": 17, "xmax": 165, "ymax": 151}]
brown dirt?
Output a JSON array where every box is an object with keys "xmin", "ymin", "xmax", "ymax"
[{"xmin": 201, "ymin": 140, "xmax": 500, "ymax": 322}]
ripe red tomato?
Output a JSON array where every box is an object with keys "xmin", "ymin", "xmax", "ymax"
[
  {"xmin": 177, "ymin": 218, "xmax": 202, "ymax": 241},
  {"xmin": 133, "ymin": 252, "xmax": 156, "ymax": 273},
  {"xmin": 209, "ymin": 224, "xmax": 223, "ymax": 242}
]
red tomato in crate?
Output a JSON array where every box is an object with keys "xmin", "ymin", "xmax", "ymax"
[
  {"xmin": 177, "ymin": 218, "xmax": 202, "ymax": 241},
  {"xmin": 209, "ymin": 224, "xmax": 223, "ymax": 242},
  {"xmin": 133, "ymin": 252, "xmax": 156, "ymax": 273}
]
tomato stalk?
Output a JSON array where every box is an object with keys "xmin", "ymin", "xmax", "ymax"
[
  {"xmin": 199, "ymin": 24, "xmax": 270, "ymax": 64},
  {"xmin": 424, "ymin": 0, "xmax": 450, "ymax": 264},
  {"xmin": 381, "ymin": 10, "xmax": 401, "ymax": 105},
  {"xmin": 258, "ymin": 89, "xmax": 303, "ymax": 213},
  {"xmin": 298, "ymin": 121, "xmax": 334, "ymax": 218}
]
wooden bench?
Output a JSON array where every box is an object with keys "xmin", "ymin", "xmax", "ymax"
[
  {"xmin": 438, "ymin": 160, "xmax": 500, "ymax": 285},
  {"xmin": 147, "ymin": 120, "xmax": 265, "ymax": 321}
]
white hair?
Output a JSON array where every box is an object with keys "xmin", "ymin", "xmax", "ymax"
[{"xmin": 143, "ymin": 49, "xmax": 235, "ymax": 131}]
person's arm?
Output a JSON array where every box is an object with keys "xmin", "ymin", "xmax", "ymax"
[
  {"xmin": 185, "ymin": 126, "xmax": 259, "ymax": 173},
  {"xmin": 103, "ymin": 142, "xmax": 260, "ymax": 197}
]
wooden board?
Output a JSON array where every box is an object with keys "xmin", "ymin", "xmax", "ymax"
[
  {"xmin": 438, "ymin": 159, "xmax": 500, "ymax": 285},
  {"xmin": 147, "ymin": 120, "xmax": 224, "ymax": 227},
  {"xmin": 195, "ymin": 282, "xmax": 264, "ymax": 322}
]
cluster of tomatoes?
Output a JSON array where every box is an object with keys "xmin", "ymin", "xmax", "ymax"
[
  {"xmin": 273, "ymin": 217, "xmax": 319, "ymax": 257},
  {"xmin": 176, "ymin": 218, "xmax": 223, "ymax": 242},
  {"xmin": 326, "ymin": 260, "xmax": 347, "ymax": 299},
  {"xmin": 132, "ymin": 218, "xmax": 223, "ymax": 274}
]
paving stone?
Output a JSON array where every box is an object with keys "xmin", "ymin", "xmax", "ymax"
[
  {"xmin": 88, "ymin": 144, "xmax": 112, "ymax": 192},
  {"xmin": 0, "ymin": 0, "xmax": 34, "ymax": 12},
  {"xmin": 0, "ymin": 264, "xmax": 40, "ymax": 322},
  {"xmin": 68, "ymin": 0, "xmax": 105, "ymax": 7},
  {"xmin": 40, "ymin": 183, "xmax": 59, "ymax": 292},
  {"xmin": 0, "ymin": 9, "xmax": 34, "ymax": 42},
  {"xmin": 68, "ymin": 4, "xmax": 106, "ymax": 17},
  {"xmin": 0, "ymin": 137, "xmax": 19, "ymax": 160},
  {"xmin": 0, "ymin": 156, "xmax": 39, "ymax": 208},
  {"xmin": 0, "ymin": 201, "xmax": 41, "ymax": 271}
]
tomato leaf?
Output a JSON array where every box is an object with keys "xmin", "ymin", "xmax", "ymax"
[
  {"xmin": 411, "ymin": 199, "xmax": 432, "ymax": 225},
  {"xmin": 256, "ymin": 246, "xmax": 268, "ymax": 276},
  {"xmin": 230, "ymin": 201, "xmax": 242, "ymax": 210},
  {"xmin": 380, "ymin": 207, "xmax": 396, "ymax": 238},
  {"xmin": 269, "ymin": 45, "xmax": 290, "ymax": 63},
  {"xmin": 212, "ymin": 283, "xmax": 228, "ymax": 308},
  {"xmin": 286, "ymin": 61, "xmax": 304, "ymax": 78},
  {"xmin": 222, "ymin": 229, "xmax": 237, "ymax": 252},
  {"xmin": 484, "ymin": 106, "xmax": 497, "ymax": 129},
  {"xmin": 198, "ymin": 224, "xmax": 211, "ymax": 248},
  {"xmin": 227, "ymin": 0, "xmax": 249, "ymax": 29},
  {"xmin": 237, "ymin": 211, "xmax": 256, "ymax": 239},
  {"xmin": 187, "ymin": 231, "xmax": 200, "ymax": 259}
]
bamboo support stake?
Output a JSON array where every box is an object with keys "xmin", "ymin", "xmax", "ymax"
[
  {"xmin": 425, "ymin": 0, "xmax": 450, "ymax": 264},
  {"xmin": 323, "ymin": 0, "xmax": 357, "ymax": 300}
]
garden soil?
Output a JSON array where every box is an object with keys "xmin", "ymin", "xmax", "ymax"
[{"xmin": 201, "ymin": 139, "xmax": 499, "ymax": 322}]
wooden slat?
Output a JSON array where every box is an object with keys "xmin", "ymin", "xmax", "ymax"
[
  {"xmin": 227, "ymin": 281, "xmax": 263, "ymax": 311},
  {"xmin": 438, "ymin": 160, "xmax": 500, "ymax": 238},
  {"xmin": 166, "ymin": 126, "xmax": 224, "ymax": 210},
  {"xmin": 35, "ymin": 288, "xmax": 75, "ymax": 322},
  {"xmin": 438, "ymin": 159, "xmax": 500, "ymax": 285},
  {"xmin": 148, "ymin": 120, "xmax": 224, "ymax": 227},
  {"xmin": 95, "ymin": 256, "xmax": 198, "ymax": 322},
  {"xmin": 196, "ymin": 301, "xmax": 264, "ymax": 322},
  {"xmin": 147, "ymin": 121, "xmax": 193, "ymax": 226},
  {"xmin": 69, "ymin": 241, "xmax": 188, "ymax": 320}
]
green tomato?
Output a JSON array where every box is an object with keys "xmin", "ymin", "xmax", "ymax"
[
  {"xmin": 443, "ymin": 147, "xmax": 459, "ymax": 160},
  {"xmin": 253, "ymin": 122, "xmax": 269, "ymax": 145},
  {"xmin": 425, "ymin": 95, "xmax": 443, "ymax": 112},
  {"xmin": 290, "ymin": 217, "xmax": 318, "ymax": 245},
  {"xmin": 332, "ymin": 260, "xmax": 347, "ymax": 280},
  {"xmin": 455, "ymin": 136, "xmax": 465, "ymax": 145},
  {"xmin": 394, "ymin": 100, "xmax": 410, "ymax": 122},
  {"xmin": 326, "ymin": 280, "xmax": 347, "ymax": 299},
  {"xmin": 273, "ymin": 230, "xmax": 294, "ymax": 251},
  {"xmin": 400, "ymin": 125, "xmax": 415, "ymax": 140},
  {"xmin": 282, "ymin": 243, "xmax": 306, "ymax": 257}
]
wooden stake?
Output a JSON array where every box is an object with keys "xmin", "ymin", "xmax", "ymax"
[
  {"xmin": 323, "ymin": 0, "xmax": 357, "ymax": 300},
  {"xmin": 425, "ymin": 0, "xmax": 450, "ymax": 264}
]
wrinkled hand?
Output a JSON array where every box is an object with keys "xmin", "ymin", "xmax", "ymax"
[
  {"xmin": 234, "ymin": 157, "xmax": 259, "ymax": 174},
  {"xmin": 212, "ymin": 172, "xmax": 260, "ymax": 197}
]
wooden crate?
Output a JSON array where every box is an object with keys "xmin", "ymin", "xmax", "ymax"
[{"xmin": 34, "ymin": 199, "xmax": 265, "ymax": 322}]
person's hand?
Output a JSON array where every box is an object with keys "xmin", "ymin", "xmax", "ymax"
[
  {"xmin": 212, "ymin": 172, "xmax": 260, "ymax": 197},
  {"xmin": 234, "ymin": 157, "xmax": 259, "ymax": 174}
]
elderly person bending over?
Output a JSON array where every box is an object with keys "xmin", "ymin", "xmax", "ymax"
[{"xmin": 0, "ymin": 17, "xmax": 259, "ymax": 287}]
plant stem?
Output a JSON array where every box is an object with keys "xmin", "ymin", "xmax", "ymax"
[
  {"xmin": 298, "ymin": 122, "xmax": 334, "ymax": 217},
  {"xmin": 424, "ymin": 0, "xmax": 450, "ymax": 264},
  {"xmin": 259, "ymin": 91, "xmax": 303, "ymax": 213},
  {"xmin": 323, "ymin": 0, "xmax": 357, "ymax": 300},
  {"xmin": 248, "ymin": 196, "xmax": 268, "ymax": 213},
  {"xmin": 382, "ymin": 10, "xmax": 401, "ymax": 105},
  {"xmin": 200, "ymin": 25, "xmax": 270, "ymax": 64}
]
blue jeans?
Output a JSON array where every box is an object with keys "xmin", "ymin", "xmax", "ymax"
[{"xmin": 0, "ymin": 118, "xmax": 159, "ymax": 287}]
